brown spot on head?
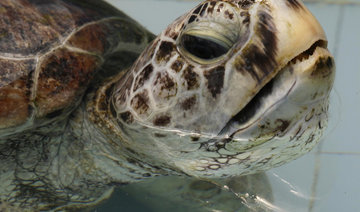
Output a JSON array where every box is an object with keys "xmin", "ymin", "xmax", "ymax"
[
  {"xmin": 153, "ymin": 115, "xmax": 171, "ymax": 127},
  {"xmin": 171, "ymin": 58, "xmax": 184, "ymax": 73},
  {"xmin": 116, "ymin": 73, "xmax": 134, "ymax": 106},
  {"xmin": 130, "ymin": 90, "xmax": 150, "ymax": 116},
  {"xmin": 193, "ymin": 4, "xmax": 203, "ymax": 15},
  {"xmin": 234, "ymin": 9, "xmax": 277, "ymax": 83},
  {"xmin": 156, "ymin": 41, "xmax": 175, "ymax": 63},
  {"xmin": 207, "ymin": 1, "xmax": 216, "ymax": 14},
  {"xmin": 240, "ymin": 11, "xmax": 250, "ymax": 25},
  {"xmin": 276, "ymin": 119, "xmax": 290, "ymax": 133},
  {"xmin": 286, "ymin": 0, "xmax": 303, "ymax": 10},
  {"xmin": 224, "ymin": 10, "xmax": 234, "ymax": 20},
  {"xmin": 238, "ymin": 0, "xmax": 255, "ymax": 9},
  {"xmin": 204, "ymin": 66, "xmax": 225, "ymax": 98},
  {"xmin": 188, "ymin": 15, "xmax": 197, "ymax": 24},
  {"xmin": 153, "ymin": 72, "xmax": 177, "ymax": 99},
  {"xmin": 133, "ymin": 64, "xmax": 154, "ymax": 92},
  {"xmin": 199, "ymin": 3, "xmax": 209, "ymax": 16},
  {"xmin": 218, "ymin": 3, "xmax": 224, "ymax": 9},
  {"xmin": 154, "ymin": 72, "xmax": 175, "ymax": 90},
  {"xmin": 120, "ymin": 111, "xmax": 134, "ymax": 124},
  {"xmin": 182, "ymin": 66, "xmax": 200, "ymax": 90},
  {"xmin": 164, "ymin": 27, "xmax": 179, "ymax": 40},
  {"xmin": 181, "ymin": 95, "xmax": 197, "ymax": 111},
  {"xmin": 311, "ymin": 57, "xmax": 334, "ymax": 78}
]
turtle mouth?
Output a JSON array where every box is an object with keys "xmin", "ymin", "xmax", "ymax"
[{"xmin": 217, "ymin": 39, "xmax": 329, "ymax": 138}]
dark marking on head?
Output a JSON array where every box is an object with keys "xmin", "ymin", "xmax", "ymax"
[
  {"xmin": 199, "ymin": 3, "xmax": 209, "ymax": 16},
  {"xmin": 305, "ymin": 134, "xmax": 315, "ymax": 145},
  {"xmin": 188, "ymin": 15, "xmax": 197, "ymax": 24},
  {"xmin": 291, "ymin": 40, "xmax": 327, "ymax": 63},
  {"xmin": 286, "ymin": 0, "xmax": 303, "ymax": 10},
  {"xmin": 224, "ymin": 79, "xmax": 274, "ymax": 125},
  {"xmin": 153, "ymin": 115, "xmax": 171, "ymax": 126},
  {"xmin": 154, "ymin": 72, "xmax": 175, "ymax": 90},
  {"xmin": 207, "ymin": 1, "xmax": 217, "ymax": 13},
  {"xmin": 234, "ymin": 9, "xmax": 277, "ymax": 82},
  {"xmin": 164, "ymin": 27, "xmax": 179, "ymax": 40},
  {"xmin": 133, "ymin": 64, "xmax": 154, "ymax": 92},
  {"xmin": 318, "ymin": 121, "xmax": 323, "ymax": 129},
  {"xmin": 219, "ymin": 3, "xmax": 224, "ymax": 10},
  {"xmin": 193, "ymin": 4, "xmax": 203, "ymax": 15},
  {"xmin": 153, "ymin": 72, "xmax": 177, "ymax": 99},
  {"xmin": 240, "ymin": 11, "xmax": 250, "ymax": 25},
  {"xmin": 224, "ymin": 10, "xmax": 234, "ymax": 20},
  {"xmin": 326, "ymin": 57, "xmax": 334, "ymax": 69},
  {"xmin": 171, "ymin": 59, "xmax": 184, "ymax": 73},
  {"xmin": 130, "ymin": 90, "xmax": 150, "ymax": 115},
  {"xmin": 305, "ymin": 108, "xmax": 315, "ymax": 121},
  {"xmin": 276, "ymin": 119, "xmax": 290, "ymax": 133},
  {"xmin": 183, "ymin": 66, "xmax": 200, "ymax": 90},
  {"xmin": 238, "ymin": 0, "xmax": 255, "ymax": 9},
  {"xmin": 204, "ymin": 66, "xmax": 225, "ymax": 98},
  {"xmin": 120, "ymin": 111, "xmax": 134, "ymax": 124},
  {"xmin": 156, "ymin": 41, "xmax": 175, "ymax": 63},
  {"xmin": 312, "ymin": 57, "xmax": 334, "ymax": 78},
  {"xmin": 181, "ymin": 95, "xmax": 197, "ymax": 110}
]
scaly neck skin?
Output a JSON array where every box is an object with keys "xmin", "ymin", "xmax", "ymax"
[
  {"xmin": 0, "ymin": 118, "xmax": 114, "ymax": 210},
  {"xmin": 67, "ymin": 75, "xmax": 177, "ymax": 187}
]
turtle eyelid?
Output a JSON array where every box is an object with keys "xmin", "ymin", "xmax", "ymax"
[{"xmin": 179, "ymin": 34, "xmax": 231, "ymax": 62}]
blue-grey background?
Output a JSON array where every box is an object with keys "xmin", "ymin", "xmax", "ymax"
[{"xmin": 95, "ymin": 1, "xmax": 360, "ymax": 211}]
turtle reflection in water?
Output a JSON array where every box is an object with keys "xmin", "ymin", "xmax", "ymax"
[
  {"xmin": 0, "ymin": 0, "xmax": 334, "ymax": 211},
  {"xmin": 106, "ymin": 173, "xmax": 274, "ymax": 212}
]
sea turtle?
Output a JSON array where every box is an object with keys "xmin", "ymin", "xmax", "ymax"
[{"xmin": 0, "ymin": 0, "xmax": 334, "ymax": 211}]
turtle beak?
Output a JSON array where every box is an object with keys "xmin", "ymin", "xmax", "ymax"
[
  {"xmin": 269, "ymin": 0, "xmax": 328, "ymax": 66},
  {"xmin": 215, "ymin": 0, "xmax": 336, "ymax": 152},
  {"xmin": 209, "ymin": 0, "xmax": 335, "ymax": 149}
]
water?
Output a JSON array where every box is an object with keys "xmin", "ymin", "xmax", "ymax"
[{"xmin": 95, "ymin": 1, "xmax": 360, "ymax": 211}]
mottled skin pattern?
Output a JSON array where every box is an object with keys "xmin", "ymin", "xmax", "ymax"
[{"xmin": 0, "ymin": 0, "xmax": 335, "ymax": 211}]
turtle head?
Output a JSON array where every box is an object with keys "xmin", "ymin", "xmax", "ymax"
[{"xmin": 110, "ymin": 0, "xmax": 335, "ymax": 177}]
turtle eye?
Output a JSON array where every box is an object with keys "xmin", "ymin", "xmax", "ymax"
[{"xmin": 179, "ymin": 34, "xmax": 231, "ymax": 62}]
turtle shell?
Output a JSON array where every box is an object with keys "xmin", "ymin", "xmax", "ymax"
[{"xmin": 0, "ymin": 0, "xmax": 154, "ymax": 137}]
